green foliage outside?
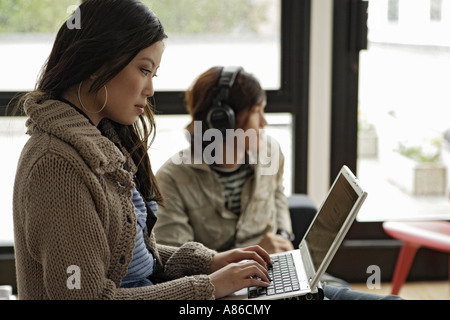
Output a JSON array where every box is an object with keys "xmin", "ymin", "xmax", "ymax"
[
  {"xmin": 397, "ymin": 138, "xmax": 442, "ymax": 163},
  {"xmin": 144, "ymin": 0, "xmax": 269, "ymax": 34},
  {"xmin": 0, "ymin": 0, "xmax": 269, "ymax": 34},
  {"xmin": 0, "ymin": 0, "xmax": 80, "ymax": 33}
]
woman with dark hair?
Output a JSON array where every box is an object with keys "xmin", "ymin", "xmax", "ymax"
[
  {"xmin": 13, "ymin": 0, "xmax": 271, "ymax": 300},
  {"xmin": 155, "ymin": 66, "xmax": 295, "ymax": 253}
]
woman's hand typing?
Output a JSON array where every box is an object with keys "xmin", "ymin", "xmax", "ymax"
[{"xmin": 208, "ymin": 245, "xmax": 273, "ymax": 299}]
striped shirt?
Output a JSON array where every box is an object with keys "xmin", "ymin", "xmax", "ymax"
[
  {"xmin": 211, "ymin": 164, "xmax": 254, "ymax": 215},
  {"xmin": 120, "ymin": 187, "xmax": 157, "ymax": 288}
]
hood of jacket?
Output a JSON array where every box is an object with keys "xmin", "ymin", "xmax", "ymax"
[{"xmin": 23, "ymin": 93, "xmax": 136, "ymax": 176}]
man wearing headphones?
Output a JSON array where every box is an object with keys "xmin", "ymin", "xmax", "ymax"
[
  {"xmin": 154, "ymin": 66, "xmax": 294, "ymax": 254},
  {"xmin": 153, "ymin": 67, "xmax": 405, "ymax": 300}
]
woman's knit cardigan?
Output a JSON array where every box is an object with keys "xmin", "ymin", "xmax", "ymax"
[{"xmin": 13, "ymin": 95, "xmax": 216, "ymax": 300}]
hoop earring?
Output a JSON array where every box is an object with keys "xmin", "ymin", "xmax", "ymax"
[{"xmin": 78, "ymin": 81, "xmax": 108, "ymax": 114}]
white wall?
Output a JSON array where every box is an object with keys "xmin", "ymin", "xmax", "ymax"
[{"xmin": 307, "ymin": 0, "xmax": 334, "ymax": 207}]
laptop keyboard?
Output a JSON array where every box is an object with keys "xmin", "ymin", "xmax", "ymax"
[{"xmin": 248, "ymin": 253, "xmax": 301, "ymax": 298}]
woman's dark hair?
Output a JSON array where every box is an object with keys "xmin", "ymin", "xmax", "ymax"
[
  {"xmin": 185, "ymin": 66, "xmax": 266, "ymax": 135},
  {"xmin": 18, "ymin": 0, "xmax": 167, "ymax": 204}
]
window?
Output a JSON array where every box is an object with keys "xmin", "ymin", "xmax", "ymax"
[
  {"xmin": 0, "ymin": 0, "xmax": 79, "ymax": 92},
  {"xmin": 357, "ymin": 0, "xmax": 450, "ymax": 221},
  {"xmin": 0, "ymin": 117, "xmax": 26, "ymax": 245},
  {"xmin": 0, "ymin": 0, "xmax": 305, "ymax": 245},
  {"xmin": 143, "ymin": 0, "xmax": 281, "ymax": 91},
  {"xmin": 0, "ymin": 0, "xmax": 281, "ymax": 92},
  {"xmin": 330, "ymin": 0, "xmax": 450, "ymax": 283}
]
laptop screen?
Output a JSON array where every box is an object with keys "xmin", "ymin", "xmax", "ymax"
[{"xmin": 303, "ymin": 172, "xmax": 360, "ymax": 271}]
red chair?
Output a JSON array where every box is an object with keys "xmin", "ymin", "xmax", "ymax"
[{"xmin": 382, "ymin": 220, "xmax": 450, "ymax": 295}]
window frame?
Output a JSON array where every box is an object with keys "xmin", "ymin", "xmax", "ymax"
[
  {"xmin": 0, "ymin": 0, "xmax": 311, "ymax": 192},
  {"xmin": 329, "ymin": 0, "xmax": 450, "ymax": 282}
]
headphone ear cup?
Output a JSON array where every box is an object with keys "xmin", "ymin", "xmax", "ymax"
[
  {"xmin": 206, "ymin": 103, "xmax": 236, "ymax": 133},
  {"xmin": 206, "ymin": 66, "xmax": 242, "ymax": 132}
]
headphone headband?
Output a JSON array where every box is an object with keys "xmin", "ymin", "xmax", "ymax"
[
  {"xmin": 214, "ymin": 66, "xmax": 243, "ymax": 103},
  {"xmin": 218, "ymin": 66, "xmax": 242, "ymax": 88}
]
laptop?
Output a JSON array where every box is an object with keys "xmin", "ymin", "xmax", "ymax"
[{"xmin": 222, "ymin": 165, "xmax": 368, "ymax": 300}]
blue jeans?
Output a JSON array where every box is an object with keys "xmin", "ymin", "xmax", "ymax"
[{"xmin": 323, "ymin": 284, "xmax": 404, "ymax": 300}]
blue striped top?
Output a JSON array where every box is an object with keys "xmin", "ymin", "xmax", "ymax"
[
  {"xmin": 120, "ymin": 188, "xmax": 157, "ymax": 288},
  {"xmin": 212, "ymin": 164, "xmax": 253, "ymax": 215}
]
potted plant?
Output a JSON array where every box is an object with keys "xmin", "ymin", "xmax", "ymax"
[
  {"xmin": 389, "ymin": 136, "xmax": 447, "ymax": 196},
  {"xmin": 358, "ymin": 112, "xmax": 378, "ymax": 158}
]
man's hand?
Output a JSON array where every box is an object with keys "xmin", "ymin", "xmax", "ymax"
[{"xmin": 258, "ymin": 233, "xmax": 294, "ymax": 254}]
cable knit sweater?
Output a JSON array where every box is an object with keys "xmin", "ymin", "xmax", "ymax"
[{"xmin": 13, "ymin": 94, "xmax": 216, "ymax": 300}]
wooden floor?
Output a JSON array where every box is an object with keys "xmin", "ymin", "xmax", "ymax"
[{"xmin": 351, "ymin": 281, "xmax": 450, "ymax": 300}]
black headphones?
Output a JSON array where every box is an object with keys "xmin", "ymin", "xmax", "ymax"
[{"xmin": 206, "ymin": 66, "xmax": 243, "ymax": 133}]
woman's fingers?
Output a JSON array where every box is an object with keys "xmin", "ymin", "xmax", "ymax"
[
  {"xmin": 209, "ymin": 245, "xmax": 272, "ymax": 274},
  {"xmin": 243, "ymin": 261, "xmax": 272, "ymax": 284},
  {"xmin": 210, "ymin": 260, "xmax": 271, "ymax": 299},
  {"xmin": 241, "ymin": 245, "xmax": 273, "ymax": 266}
]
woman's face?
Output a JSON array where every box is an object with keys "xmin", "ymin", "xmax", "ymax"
[{"xmin": 101, "ymin": 41, "xmax": 165, "ymax": 125}]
